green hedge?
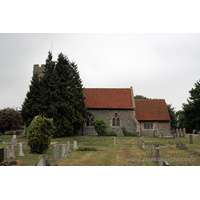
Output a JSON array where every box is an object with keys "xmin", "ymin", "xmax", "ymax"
[
  {"xmin": 106, "ymin": 130, "xmax": 118, "ymax": 136},
  {"xmin": 122, "ymin": 126, "xmax": 138, "ymax": 136},
  {"xmin": 77, "ymin": 147, "xmax": 97, "ymax": 151},
  {"xmin": 4, "ymin": 131, "xmax": 13, "ymax": 135}
]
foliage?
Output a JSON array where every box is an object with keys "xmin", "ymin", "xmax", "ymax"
[
  {"xmin": 134, "ymin": 95, "xmax": 146, "ymax": 99},
  {"xmin": 176, "ymin": 110, "xmax": 186, "ymax": 129},
  {"xmin": 21, "ymin": 51, "xmax": 88, "ymax": 137},
  {"xmin": 76, "ymin": 147, "xmax": 97, "ymax": 151},
  {"xmin": 92, "ymin": 118, "xmax": 108, "ymax": 136},
  {"xmin": 122, "ymin": 126, "xmax": 138, "ymax": 136},
  {"xmin": 182, "ymin": 80, "xmax": 200, "ymax": 132},
  {"xmin": 0, "ymin": 107, "xmax": 22, "ymax": 134},
  {"xmin": 166, "ymin": 104, "xmax": 178, "ymax": 129},
  {"xmin": 106, "ymin": 130, "xmax": 118, "ymax": 136},
  {"xmin": 27, "ymin": 115, "xmax": 55, "ymax": 154}
]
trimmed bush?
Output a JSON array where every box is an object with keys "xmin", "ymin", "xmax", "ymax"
[
  {"xmin": 4, "ymin": 131, "xmax": 13, "ymax": 135},
  {"xmin": 92, "ymin": 118, "xmax": 108, "ymax": 136},
  {"xmin": 27, "ymin": 115, "xmax": 56, "ymax": 154},
  {"xmin": 106, "ymin": 130, "xmax": 118, "ymax": 136},
  {"xmin": 122, "ymin": 126, "xmax": 138, "ymax": 136}
]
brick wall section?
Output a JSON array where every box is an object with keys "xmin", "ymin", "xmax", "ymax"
[{"xmin": 77, "ymin": 109, "xmax": 138, "ymax": 136}]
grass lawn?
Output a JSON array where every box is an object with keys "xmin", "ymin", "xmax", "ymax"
[{"xmin": 1, "ymin": 134, "xmax": 200, "ymax": 166}]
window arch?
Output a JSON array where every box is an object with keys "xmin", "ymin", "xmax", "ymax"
[
  {"xmin": 86, "ymin": 113, "xmax": 94, "ymax": 126},
  {"xmin": 112, "ymin": 113, "xmax": 120, "ymax": 127}
]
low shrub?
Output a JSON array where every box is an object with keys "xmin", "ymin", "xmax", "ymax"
[
  {"xmin": 77, "ymin": 147, "xmax": 97, "ymax": 151},
  {"xmin": 122, "ymin": 126, "xmax": 138, "ymax": 136}
]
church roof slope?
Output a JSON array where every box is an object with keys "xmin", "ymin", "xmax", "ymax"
[
  {"xmin": 135, "ymin": 99, "xmax": 171, "ymax": 121},
  {"xmin": 83, "ymin": 88, "xmax": 134, "ymax": 109}
]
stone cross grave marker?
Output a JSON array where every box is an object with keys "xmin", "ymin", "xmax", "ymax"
[
  {"xmin": 190, "ymin": 135, "xmax": 193, "ymax": 144},
  {"xmin": 6, "ymin": 146, "xmax": 15, "ymax": 159},
  {"xmin": 35, "ymin": 155, "xmax": 44, "ymax": 166},
  {"xmin": 46, "ymin": 156, "xmax": 50, "ymax": 166},
  {"xmin": 53, "ymin": 145, "xmax": 59, "ymax": 162},
  {"xmin": 0, "ymin": 148, "xmax": 4, "ymax": 162},
  {"xmin": 61, "ymin": 144, "xmax": 68, "ymax": 158},
  {"xmin": 18, "ymin": 143, "xmax": 25, "ymax": 156}
]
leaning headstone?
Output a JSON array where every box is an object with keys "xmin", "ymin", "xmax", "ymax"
[
  {"xmin": 151, "ymin": 145, "xmax": 154, "ymax": 158},
  {"xmin": 6, "ymin": 146, "xmax": 15, "ymax": 159},
  {"xmin": 35, "ymin": 155, "xmax": 44, "ymax": 166},
  {"xmin": 190, "ymin": 135, "xmax": 193, "ymax": 144},
  {"xmin": 53, "ymin": 145, "xmax": 59, "ymax": 162},
  {"xmin": 61, "ymin": 144, "xmax": 68, "ymax": 158},
  {"xmin": 0, "ymin": 148, "xmax": 4, "ymax": 162},
  {"xmin": 46, "ymin": 156, "xmax": 50, "ymax": 166},
  {"xmin": 183, "ymin": 128, "xmax": 186, "ymax": 137},
  {"xmin": 18, "ymin": 143, "xmax": 25, "ymax": 156}
]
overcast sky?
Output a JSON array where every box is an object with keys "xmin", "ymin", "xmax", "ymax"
[{"xmin": 0, "ymin": 33, "xmax": 200, "ymax": 111}]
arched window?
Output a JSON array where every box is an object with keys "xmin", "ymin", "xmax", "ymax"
[
  {"xmin": 86, "ymin": 113, "xmax": 94, "ymax": 126},
  {"xmin": 112, "ymin": 113, "xmax": 120, "ymax": 126}
]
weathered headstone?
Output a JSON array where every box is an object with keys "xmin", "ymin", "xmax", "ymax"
[
  {"xmin": 46, "ymin": 156, "xmax": 50, "ymax": 166},
  {"xmin": 0, "ymin": 148, "xmax": 4, "ymax": 162},
  {"xmin": 176, "ymin": 143, "xmax": 180, "ymax": 148},
  {"xmin": 180, "ymin": 143, "xmax": 186, "ymax": 149},
  {"xmin": 159, "ymin": 156, "xmax": 163, "ymax": 166},
  {"xmin": 192, "ymin": 129, "xmax": 196, "ymax": 134},
  {"xmin": 18, "ymin": 143, "xmax": 25, "ymax": 156},
  {"xmin": 169, "ymin": 141, "xmax": 171, "ymax": 145},
  {"xmin": 179, "ymin": 129, "xmax": 182, "ymax": 137},
  {"xmin": 151, "ymin": 145, "xmax": 154, "ymax": 158},
  {"xmin": 53, "ymin": 145, "xmax": 59, "ymax": 162},
  {"xmin": 11, "ymin": 137, "xmax": 17, "ymax": 147},
  {"xmin": 190, "ymin": 135, "xmax": 193, "ymax": 144},
  {"xmin": 140, "ymin": 138, "xmax": 143, "ymax": 145},
  {"xmin": 155, "ymin": 148, "xmax": 159, "ymax": 162},
  {"xmin": 6, "ymin": 146, "xmax": 15, "ymax": 159},
  {"xmin": 176, "ymin": 129, "xmax": 179, "ymax": 137},
  {"xmin": 61, "ymin": 144, "xmax": 68, "ymax": 158},
  {"xmin": 35, "ymin": 155, "xmax": 44, "ymax": 166},
  {"xmin": 183, "ymin": 128, "xmax": 186, "ymax": 137},
  {"xmin": 114, "ymin": 137, "xmax": 117, "ymax": 146},
  {"xmin": 67, "ymin": 141, "xmax": 70, "ymax": 154},
  {"xmin": 163, "ymin": 161, "xmax": 169, "ymax": 166},
  {"xmin": 73, "ymin": 141, "xmax": 77, "ymax": 150}
]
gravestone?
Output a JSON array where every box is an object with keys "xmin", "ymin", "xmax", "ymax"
[
  {"xmin": 67, "ymin": 141, "xmax": 70, "ymax": 154},
  {"xmin": 61, "ymin": 144, "xmax": 68, "ymax": 158},
  {"xmin": 35, "ymin": 155, "xmax": 44, "ymax": 166},
  {"xmin": 18, "ymin": 143, "xmax": 25, "ymax": 156},
  {"xmin": 176, "ymin": 129, "xmax": 179, "ymax": 137},
  {"xmin": 192, "ymin": 129, "xmax": 196, "ymax": 134},
  {"xmin": 155, "ymin": 148, "xmax": 159, "ymax": 162},
  {"xmin": 169, "ymin": 141, "xmax": 171, "ymax": 145},
  {"xmin": 183, "ymin": 128, "xmax": 186, "ymax": 137},
  {"xmin": 53, "ymin": 145, "xmax": 59, "ymax": 162},
  {"xmin": 6, "ymin": 146, "xmax": 15, "ymax": 159},
  {"xmin": 11, "ymin": 137, "xmax": 17, "ymax": 147},
  {"xmin": 114, "ymin": 137, "xmax": 117, "ymax": 147},
  {"xmin": 140, "ymin": 138, "xmax": 143, "ymax": 145},
  {"xmin": 46, "ymin": 156, "xmax": 50, "ymax": 166},
  {"xmin": 180, "ymin": 143, "xmax": 186, "ymax": 149},
  {"xmin": 0, "ymin": 148, "xmax": 4, "ymax": 162},
  {"xmin": 151, "ymin": 145, "xmax": 154, "ymax": 158},
  {"xmin": 22, "ymin": 123, "xmax": 26, "ymax": 135},
  {"xmin": 190, "ymin": 135, "xmax": 193, "ymax": 144},
  {"xmin": 179, "ymin": 129, "xmax": 182, "ymax": 137},
  {"xmin": 159, "ymin": 156, "xmax": 163, "ymax": 166},
  {"xmin": 73, "ymin": 141, "xmax": 77, "ymax": 150},
  {"xmin": 176, "ymin": 143, "xmax": 180, "ymax": 148}
]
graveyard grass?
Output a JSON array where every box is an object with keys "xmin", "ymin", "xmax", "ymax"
[{"xmin": 1, "ymin": 135, "xmax": 200, "ymax": 166}]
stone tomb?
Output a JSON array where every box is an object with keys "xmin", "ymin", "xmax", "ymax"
[
  {"xmin": 35, "ymin": 155, "xmax": 44, "ymax": 166},
  {"xmin": 6, "ymin": 146, "xmax": 15, "ymax": 159},
  {"xmin": 53, "ymin": 145, "xmax": 60, "ymax": 162},
  {"xmin": 18, "ymin": 143, "xmax": 25, "ymax": 157}
]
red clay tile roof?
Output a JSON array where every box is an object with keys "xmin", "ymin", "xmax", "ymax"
[
  {"xmin": 135, "ymin": 99, "xmax": 171, "ymax": 121},
  {"xmin": 83, "ymin": 88, "xmax": 134, "ymax": 109}
]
